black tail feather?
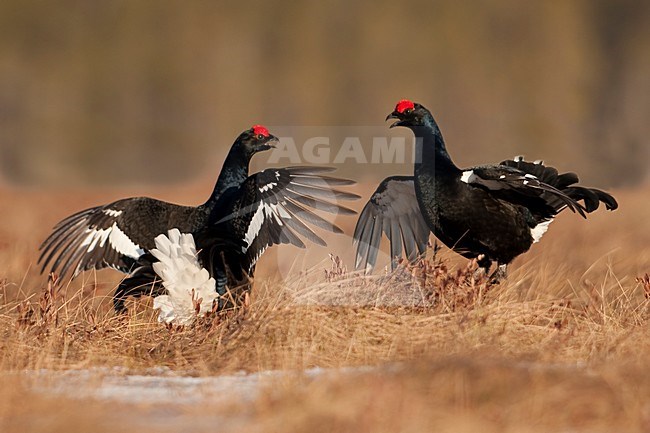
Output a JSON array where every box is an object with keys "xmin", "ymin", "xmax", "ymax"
[
  {"xmin": 502, "ymin": 157, "xmax": 618, "ymax": 216},
  {"xmin": 566, "ymin": 187, "xmax": 599, "ymax": 212},
  {"xmin": 594, "ymin": 189, "xmax": 618, "ymax": 211},
  {"xmin": 554, "ymin": 172, "xmax": 579, "ymax": 189},
  {"xmin": 561, "ymin": 187, "xmax": 618, "ymax": 213},
  {"xmin": 501, "ymin": 158, "xmax": 561, "ymax": 184}
]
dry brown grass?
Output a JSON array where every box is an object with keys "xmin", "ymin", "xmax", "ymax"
[{"xmin": 0, "ymin": 183, "xmax": 648, "ymax": 431}]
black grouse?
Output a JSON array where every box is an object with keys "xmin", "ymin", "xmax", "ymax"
[
  {"xmin": 40, "ymin": 125, "xmax": 358, "ymax": 311},
  {"xmin": 123, "ymin": 164, "xmax": 359, "ymax": 320},
  {"xmin": 354, "ymin": 100, "xmax": 618, "ymax": 278}
]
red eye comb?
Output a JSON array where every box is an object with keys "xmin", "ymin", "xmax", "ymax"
[
  {"xmin": 395, "ymin": 99, "xmax": 415, "ymax": 113},
  {"xmin": 252, "ymin": 125, "xmax": 270, "ymax": 137}
]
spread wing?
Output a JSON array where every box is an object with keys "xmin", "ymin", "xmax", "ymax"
[
  {"xmin": 38, "ymin": 197, "xmax": 193, "ymax": 279},
  {"xmin": 353, "ymin": 176, "xmax": 430, "ymax": 272},
  {"xmin": 205, "ymin": 166, "xmax": 359, "ymax": 275}
]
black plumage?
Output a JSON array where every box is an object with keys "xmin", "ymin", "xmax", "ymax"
[
  {"xmin": 40, "ymin": 198, "xmax": 206, "ymax": 279},
  {"xmin": 189, "ymin": 166, "xmax": 359, "ymax": 308},
  {"xmin": 354, "ymin": 176, "xmax": 429, "ymax": 271},
  {"xmin": 354, "ymin": 100, "xmax": 618, "ymax": 277},
  {"xmin": 40, "ymin": 125, "xmax": 358, "ymax": 311},
  {"xmin": 208, "ymin": 166, "xmax": 358, "ymax": 274}
]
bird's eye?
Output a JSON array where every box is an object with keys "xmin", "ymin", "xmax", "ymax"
[
  {"xmin": 257, "ymin": 134, "xmax": 265, "ymax": 140},
  {"xmin": 404, "ymin": 108, "xmax": 413, "ymax": 114}
]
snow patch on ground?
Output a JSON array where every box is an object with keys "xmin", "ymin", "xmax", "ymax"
[
  {"xmin": 19, "ymin": 366, "xmax": 374, "ymax": 432},
  {"xmin": 21, "ymin": 362, "xmax": 588, "ymax": 431},
  {"xmin": 26, "ymin": 366, "xmax": 372, "ymax": 405}
]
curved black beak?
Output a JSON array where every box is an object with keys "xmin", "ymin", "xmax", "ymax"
[{"xmin": 385, "ymin": 111, "xmax": 403, "ymax": 129}]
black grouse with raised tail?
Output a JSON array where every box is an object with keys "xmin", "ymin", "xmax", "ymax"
[{"xmin": 354, "ymin": 100, "xmax": 618, "ymax": 278}]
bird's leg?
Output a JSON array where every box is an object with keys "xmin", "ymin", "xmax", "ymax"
[
  {"xmin": 205, "ymin": 246, "xmax": 229, "ymax": 311},
  {"xmin": 489, "ymin": 263, "xmax": 508, "ymax": 283},
  {"xmin": 113, "ymin": 268, "xmax": 163, "ymax": 313},
  {"xmin": 215, "ymin": 265, "xmax": 229, "ymax": 311},
  {"xmin": 113, "ymin": 289, "xmax": 128, "ymax": 314},
  {"xmin": 114, "ymin": 273, "xmax": 137, "ymax": 313},
  {"xmin": 431, "ymin": 240, "xmax": 440, "ymax": 264},
  {"xmin": 113, "ymin": 282, "xmax": 156, "ymax": 313}
]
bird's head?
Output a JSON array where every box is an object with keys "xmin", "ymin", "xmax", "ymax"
[
  {"xmin": 385, "ymin": 99, "xmax": 431, "ymax": 129},
  {"xmin": 236, "ymin": 125, "xmax": 279, "ymax": 156}
]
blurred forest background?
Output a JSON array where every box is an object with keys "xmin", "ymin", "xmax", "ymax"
[{"xmin": 0, "ymin": 0, "xmax": 648, "ymax": 188}]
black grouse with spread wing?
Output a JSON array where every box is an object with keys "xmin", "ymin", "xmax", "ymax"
[
  {"xmin": 354, "ymin": 100, "xmax": 617, "ymax": 277},
  {"xmin": 40, "ymin": 125, "xmax": 358, "ymax": 311}
]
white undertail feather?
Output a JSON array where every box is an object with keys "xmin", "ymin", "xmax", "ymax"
[
  {"xmin": 530, "ymin": 219, "xmax": 553, "ymax": 243},
  {"xmin": 460, "ymin": 170, "xmax": 475, "ymax": 184},
  {"xmin": 151, "ymin": 229, "xmax": 217, "ymax": 325}
]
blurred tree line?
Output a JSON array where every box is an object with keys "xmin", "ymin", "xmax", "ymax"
[{"xmin": 0, "ymin": 0, "xmax": 648, "ymax": 187}]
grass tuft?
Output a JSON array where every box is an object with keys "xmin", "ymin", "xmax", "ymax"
[{"xmin": 0, "ymin": 184, "xmax": 648, "ymax": 431}]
